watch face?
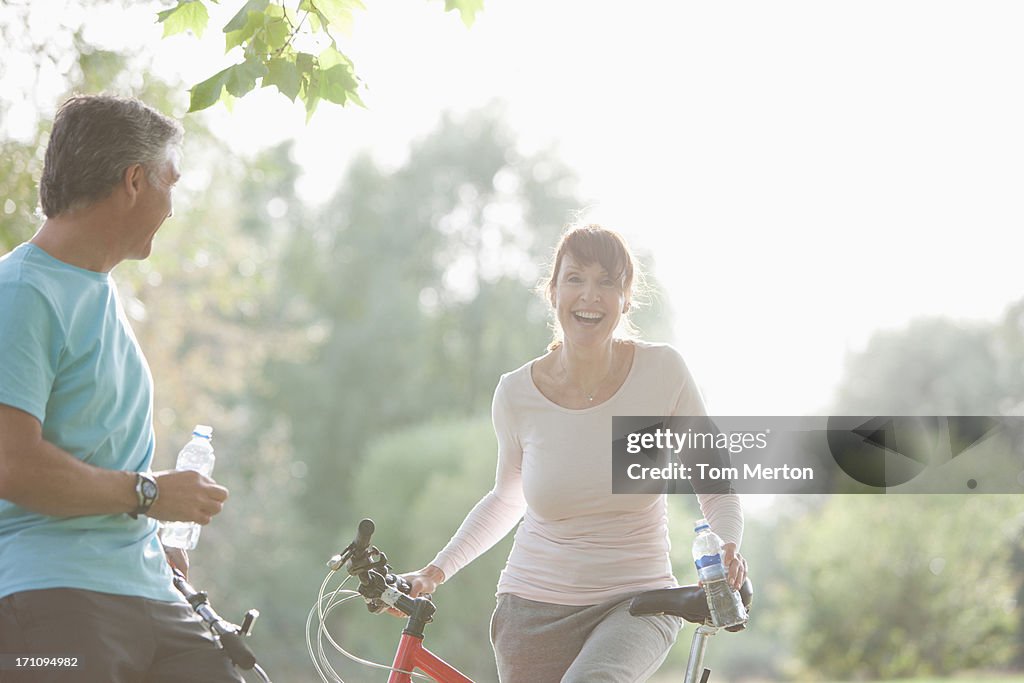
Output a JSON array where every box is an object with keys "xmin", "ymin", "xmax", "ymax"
[{"xmin": 141, "ymin": 479, "xmax": 158, "ymax": 499}]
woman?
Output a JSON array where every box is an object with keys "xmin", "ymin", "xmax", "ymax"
[{"xmin": 401, "ymin": 225, "xmax": 747, "ymax": 683}]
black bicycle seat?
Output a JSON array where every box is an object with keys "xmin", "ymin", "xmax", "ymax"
[{"xmin": 628, "ymin": 579, "xmax": 753, "ymax": 630}]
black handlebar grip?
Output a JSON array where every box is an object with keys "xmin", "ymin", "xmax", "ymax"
[
  {"xmin": 354, "ymin": 518, "xmax": 375, "ymax": 550},
  {"xmin": 391, "ymin": 574, "xmax": 412, "ymax": 594},
  {"xmin": 220, "ymin": 632, "xmax": 257, "ymax": 670}
]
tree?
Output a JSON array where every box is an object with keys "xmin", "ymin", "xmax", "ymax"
[
  {"xmin": 317, "ymin": 416, "xmax": 510, "ymax": 681},
  {"xmin": 0, "ymin": 136, "xmax": 40, "ymax": 251},
  {"xmin": 785, "ymin": 308, "xmax": 1024, "ymax": 678},
  {"xmin": 0, "ymin": 1, "xmax": 142, "ymax": 248},
  {"xmin": 778, "ymin": 495, "xmax": 1018, "ymax": 679},
  {"xmin": 833, "ymin": 317, "xmax": 1005, "ymax": 415},
  {"xmin": 156, "ymin": 0, "xmax": 484, "ymax": 116},
  {"xmin": 0, "ymin": 13, "xmax": 319, "ymax": 672},
  {"xmin": 259, "ymin": 104, "xmax": 582, "ymax": 528}
]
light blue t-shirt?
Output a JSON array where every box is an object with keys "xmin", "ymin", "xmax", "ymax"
[{"xmin": 0, "ymin": 243, "xmax": 177, "ymax": 602}]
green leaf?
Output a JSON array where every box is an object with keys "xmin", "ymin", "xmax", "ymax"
[
  {"xmin": 249, "ymin": 35, "xmax": 269, "ymax": 58},
  {"xmin": 219, "ymin": 86, "xmax": 236, "ymax": 113},
  {"xmin": 265, "ymin": 16, "xmax": 290, "ymax": 52},
  {"xmin": 225, "ymin": 9, "xmax": 264, "ymax": 52},
  {"xmin": 346, "ymin": 89, "xmax": 366, "ymax": 109},
  {"xmin": 295, "ymin": 52, "xmax": 315, "ymax": 76},
  {"xmin": 305, "ymin": 10, "xmax": 322, "ymax": 32},
  {"xmin": 188, "ymin": 66, "xmax": 231, "ymax": 112},
  {"xmin": 264, "ymin": 58, "xmax": 301, "ymax": 101},
  {"xmin": 304, "ymin": 91, "xmax": 321, "ymax": 122},
  {"xmin": 319, "ymin": 63, "xmax": 357, "ymax": 105},
  {"xmin": 303, "ymin": 65, "xmax": 322, "ymax": 121},
  {"xmin": 157, "ymin": 0, "xmax": 210, "ymax": 38},
  {"xmin": 297, "ymin": 1, "xmax": 330, "ymax": 37},
  {"xmin": 224, "ymin": 58, "xmax": 269, "ymax": 98},
  {"xmin": 317, "ymin": 45, "xmax": 350, "ymax": 69},
  {"xmin": 303, "ymin": 0, "xmax": 363, "ymax": 35},
  {"xmin": 224, "ymin": 0, "xmax": 269, "ymax": 32},
  {"xmin": 444, "ymin": 0, "xmax": 483, "ymax": 27}
]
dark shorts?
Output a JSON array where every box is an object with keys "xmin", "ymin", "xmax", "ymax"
[{"xmin": 0, "ymin": 588, "xmax": 244, "ymax": 683}]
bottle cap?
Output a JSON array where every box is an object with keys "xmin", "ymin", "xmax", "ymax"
[
  {"xmin": 192, "ymin": 424, "xmax": 213, "ymax": 439},
  {"xmin": 694, "ymin": 518, "xmax": 710, "ymax": 533}
]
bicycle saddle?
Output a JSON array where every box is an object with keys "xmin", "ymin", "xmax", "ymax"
[{"xmin": 628, "ymin": 579, "xmax": 753, "ymax": 630}]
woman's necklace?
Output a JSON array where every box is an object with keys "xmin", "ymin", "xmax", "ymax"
[{"xmin": 560, "ymin": 347, "xmax": 616, "ymax": 402}]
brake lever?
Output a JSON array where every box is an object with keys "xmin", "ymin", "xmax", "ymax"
[{"xmin": 360, "ymin": 568, "xmax": 414, "ymax": 614}]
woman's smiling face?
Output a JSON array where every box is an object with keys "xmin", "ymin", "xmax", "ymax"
[{"xmin": 551, "ymin": 252, "xmax": 627, "ymax": 348}]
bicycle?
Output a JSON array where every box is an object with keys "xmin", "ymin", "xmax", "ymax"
[
  {"xmin": 307, "ymin": 518, "xmax": 753, "ymax": 683},
  {"xmin": 172, "ymin": 568, "xmax": 273, "ymax": 682}
]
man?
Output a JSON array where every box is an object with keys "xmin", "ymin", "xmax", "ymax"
[{"xmin": 0, "ymin": 95, "xmax": 242, "ymax": 682}]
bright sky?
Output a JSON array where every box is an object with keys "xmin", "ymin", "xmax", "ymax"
[{"xmin": 9, "ymin": 1, "xmax": 1024, "ymax": 415}]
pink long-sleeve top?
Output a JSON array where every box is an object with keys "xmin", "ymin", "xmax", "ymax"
[{"xmin": 431, "ymin": 341, "xmax": 744, "ymax": 606}]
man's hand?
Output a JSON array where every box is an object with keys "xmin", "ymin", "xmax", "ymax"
[
  {"xmin": 164, "ymin": 546, "xmax": 189, "ymax": 579},
  {"xmin": 147, "ymin": 469, "xmax": 228, "ymax": 524}
]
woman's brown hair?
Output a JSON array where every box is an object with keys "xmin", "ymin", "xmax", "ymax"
[{"xmin": 539, "ymin": 224, "xmax": 645, "ymax": 349}]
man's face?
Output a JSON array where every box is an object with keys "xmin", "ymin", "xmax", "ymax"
[{"xmin": 128, "ymin": 148, "xmax": 181, "ymax": 260}]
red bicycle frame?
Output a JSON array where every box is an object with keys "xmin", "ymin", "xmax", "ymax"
[{"xmin": 388, "ymin": 632, "xmax": 473, "ymax": 683}]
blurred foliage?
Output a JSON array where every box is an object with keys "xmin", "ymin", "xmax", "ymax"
[
  {"xmin": 29, "ymin": 4, "xmax": 1024, "ymax": 682},
  {"xmin": 834, "ymin": 317, "xmax": 1012, "ymax": 415},
  {"xmin": 1, "ymin": 10, "xmax": 315, "ymax": 674},
  {"xmin": 0, "ymin": 13, "xmax": 675, "ymax": 670},
  {"xmin": 258, "ymin": 103, "xmax": 583, "ymax": 530},
  {"xmin": 0, "ymin": 136, "xmax": 39, "ymax": 251},
  {"xmin": 320, "ymin": 416, "xmax": 509, "ymax": 680},
  {"xmin": 127, "ymin": 137, "xmax": 314, "ymax": 675},
  {"xmin": 766, "ymin": 306, "xmax": 1024, "ymax": 680},
  {"xmin": 326, "ymin": 420, "xmax": 714, "ymax": 682},
  {"xmin": 157, "ymin": 0, "xmax": 483, "ymax": 116},
  {"xmin": 0, "ymin": 0, "xmax": 132, "ymax": 248},
  {"xmin": 780, "ymin": 496, "xmax": 1020, "ymax": 680}
]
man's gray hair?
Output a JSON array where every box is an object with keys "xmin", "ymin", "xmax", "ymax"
[{"xmin": 39, "ymin": 95, "xmax": 184, "ymax": 218}]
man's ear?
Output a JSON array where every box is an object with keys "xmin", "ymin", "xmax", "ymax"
[{"xmin": 122, "ymin": 163, "xmax": 146, "ymax": 205}]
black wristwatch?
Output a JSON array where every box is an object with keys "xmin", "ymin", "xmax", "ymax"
[{"xmin": 130, "ymin": 472, "xmax": 159, "ymax": 519}]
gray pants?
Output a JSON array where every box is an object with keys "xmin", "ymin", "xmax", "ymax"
[
  {"xmin": 0, "ymin": 588, "xmax": 244, "ymax": 683},
  {"xmin": 490, "ymin": 593, "xmax": 681, "ymax": 683}
]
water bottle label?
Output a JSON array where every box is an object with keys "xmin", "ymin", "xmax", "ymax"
[{"xmin": 694, "ymin": 553, "xmax": 722, "ymax": 569}]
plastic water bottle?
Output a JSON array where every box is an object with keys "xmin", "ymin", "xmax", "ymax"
[
  {"xmin": 692, "ymin": 519, "xmax": 747, "ymax": 628},
  {"xmin": 161, "ymin": 425, "xmax": 215, "ymax": 550}
]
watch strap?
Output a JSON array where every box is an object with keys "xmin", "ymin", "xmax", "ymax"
[{"xmin": 130, "ymin": 472, "xmax": 158, "ymax": 519}]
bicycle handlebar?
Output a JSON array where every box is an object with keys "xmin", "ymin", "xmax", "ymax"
[
  {"xmin": 354, "ymin": 518, "xmax": 375, "ymax": 552},
  {"xmin": 334, "ymin": 518, "xmax": 753, "ymax": 637},
  {"xmin": 173, "ymin": 569, "xmax": 272, "ymax": 682},
  {"xmin": 328, "ymin": 519, "xmax": 434, "ymax": 626}
]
